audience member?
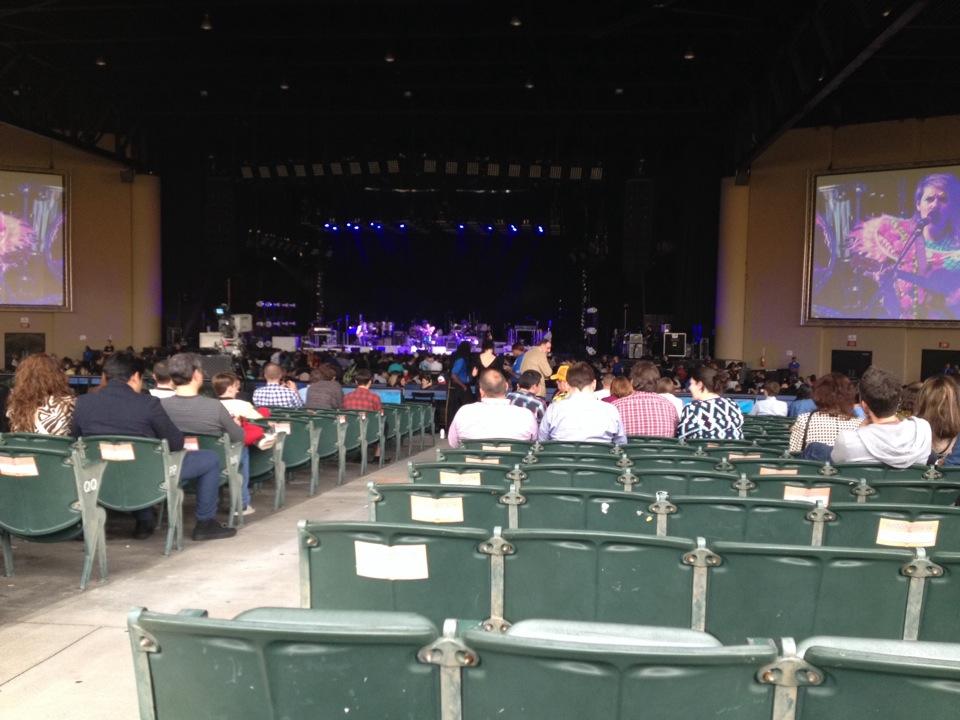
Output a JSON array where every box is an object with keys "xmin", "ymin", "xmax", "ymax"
[
  {"xmin": 605, "ymin": 376, "xmax": 633, "ymax": 403},
  {"xmin": 677, "ymin": 366, "xmax": 744, "ymax": 440},
  {"xmin": 342, "ymin": 368, "xmax": 382, "ymax": 412},
  {"xmin": 5, "ymin": 353, "xmax": 75, "ymax": 435},
  {"xmin": 538, "ymin": 362, "xmax": 626, "ymax": 444},
  {"xmin": 788, "ymin": 384, "xmax": 817, "ymax": 417},
  {"xmin": 447, "ymin": 369, "xmax": 538, "ymax": 447},
  {"xmin": 831, "ymin": 367, "xmax": 932, "ymax": 468},
  {"xmin": 749, "ymin": 380, "xmax": 789, "ymax": 417},
  {"xmin": 214, "ymin": 372, "xmax": 264, "ymax": 419},
  {"xmin": 788, "ymin": 372, "xmax": 862, "ymax": 460},
  {"xmin": 252, "ymin": 362, "xmax": 303, "ymax": 408},
  {"xmin": 305, "ymin": 364, "xmax": 343, "ymax": 410},
  {"xmin": 917, "ymin": 374, "xmax": 960, "ymax": 466},
  {"xmin": 161, "ymin": 354, "xmax": 252, "ymax": 516},
  {"xmin": 519, "ymin": 336, "xmax": 553, "ymax": 397},
  {"xmin": 613, "ymin": 361, "xmax": 678, "ymax": 437},
  {"xmin": 899, "ymin": 381, "xmax": 923, "ymax": 417},
  {"xmin": 656, "ymin": 376, "xmax": 684, "ymax": 417},
  {"xmin": 476, "ymin": 339, "xmax": 505, "ymax": 374},
  {"xmin": 550, "ymin": 364, "xmax": 571, "ymax": 401},
  {"xmin": 71, "ymin": 352, "xmax": 234, "ymax": 541},
  {"xmin": 148, "ymin": 361, "xmax": 175, "ymax": 398},
  {"xmin": 595, "ymin": 373, "xmax": 614, "ymax": 400},
  {"xmin": 506, "ymin": 370, "xmax": 548, "ymax": 422}
]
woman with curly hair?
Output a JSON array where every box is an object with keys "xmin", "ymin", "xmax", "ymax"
[{"xmin": 5, "ymin": 353, "xmax": 75, "ymax": 435}]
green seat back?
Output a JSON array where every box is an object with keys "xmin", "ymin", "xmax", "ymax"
[
  {"xmin": 129, "ymin": 607, "xmax": 440, "ymax": 720},
  {"xmin": 373, "ymin": 484, "xmax": 509, "ymax": 529},
  {"xmin": 630, "ymin": 455, "xmax": 728, "ymax": 474},
  {"xmin": 0, "ymin": 447, "xmax": 82, "ymax": 536},
  {"xmin": 631, "ymin": 469, "xmax": 744, "ymax": 496},
  {"xmin": 500, "ymin": 529, "xmax": 695, "ymax": 627},
  {"xmin": 0, "ymin": 433, "xmax": 78, "ymax": 452},
  {"xmin": 537, "ymin": 440, "xmax": 617, "ymax": 453},
  {"xmin": 699, "ymin": 446, "xmax": 786, "ymax": 459},
  {"xmin": 83, "ymin": 435, "xmax": 169, "ymax": 511},
  {"xmin": 395, "ymin": 405, "xmax": 412, "ymax": 436},
  {"xmin": 623, "ymin": 443, "xmax": 698, "ymax": 456},
  {"xmin": 360, "ymin": 410, "xmax": 381, "ymax": 444},
  {"xmin": 832, "ymin": 463, "xmax": 939, "ymax": 481},
  {"xmin": 460, "ymin": 439, "xmax": 534, "ymax": 454},
  {"xmin": 517, "ymin": 488, "xmax": 658, "ymax": 534},
  {"xmin": 918, "ymin": 550, "xmax": 960, "ymax": 642},
  {"xmin": 462, "ymin": 625, "xmax": 777, "ymax": 720},
  {"xmin": 408, "ymin": 462, "xmax": 509, "ymax": 486},
  {"xmin": 190, "ymin": 433, "xmax": 231, "ymax": 485},
  {"xmin": 533, "ymin": 450, "xmax": 629, "ymax": 465},
  {"xmin": 438, "ymin": 448, "xmax": 530, "ymax": 466},
  {"xmin": 705, "ymin": 541, "xmax": 914, "ymax": 643},
  {"xmin": 798, "ymin": 637, "xmax": 960, "ymax": 719},
  {"xmin": 382, "ymin": 406, "xmax": 400, "ymax": 441},
  {"xmin": 865, "ymin": 480, "xmax": 960, "ymax": 505},
  {"xmin": 261, "ymin": 417, "xmax": 312, "ymax": 471},
  {"xmin": 519, "ymin": 464, "xmax": 631, "ymax": 489},
  {"xmin": 729, "ymin": 458, "xmax": 831, "ymax": 476},
  {"xmin": 745, "ymin": 473, "xmax": 862, "ymax": 502},
  {"xmin": 299, "ymin": 522, "xmax": 491, "ymax": 628},
  {"xmin": 823, "ymin": 502, "xmax": 960, "ymax": 550},
  {"xmin": 665, "ymin": 496, "xmax": 815, "ymax": 545}
]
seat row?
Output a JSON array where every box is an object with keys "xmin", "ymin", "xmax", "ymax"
[
  {"xmin": 297, "ymin": 521, "xmax": 960, "ymax": 644},
  {"xmin": 370, "ymin": 482, "xmax": 960, "ymax": 549},
  {"xmin": 409, "ymin": 461, "xmax": 960, "ymax": 505},
  {"xmin": 128, "ymin": 606, "xmax": 959, "ymax": 720}
]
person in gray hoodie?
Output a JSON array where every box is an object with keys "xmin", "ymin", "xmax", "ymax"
[{"xmin": 831, "ymin": 367, "xmax": 932, "ymax": 469}]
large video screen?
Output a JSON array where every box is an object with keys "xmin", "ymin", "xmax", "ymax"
[
  {"xmin": 806, "ymin": 163, "xmax": 960, "ymax": 324},
  {"xmin": 0, "ymin": 169, "xmax": 67, "ymax": 309}
]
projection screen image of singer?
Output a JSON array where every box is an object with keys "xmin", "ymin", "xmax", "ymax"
[
  {"xmin": 808, "ymin": 165, "xmax": 960, "ymax": 323},
  {"xmin": 0, "ymin": 170, "xmax": 67, "ymax": 308}
]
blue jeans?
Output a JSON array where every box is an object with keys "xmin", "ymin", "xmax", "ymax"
[
  {"xmin": 240, "ymin": 446, "xmax": 250, "ymax": 507},
  {"xmin": 134, "ymin": 448, "xmax": 221, "ymax": 524},
  {"xmin": 180, "ymin": 449, "xmax": 222, "ymax": 521}
]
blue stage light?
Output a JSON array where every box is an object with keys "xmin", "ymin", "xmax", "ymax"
[
  {"xmin": 369, "ymin": 222, "xmax": 376, "ymax": 228},
  {"xmin": 457, "ymin": 223, "xmax": 465, "ymax": 231},
  {"xmin": 509, "ymin": 224, "xmax": 518, "ymax": 233},
  {"xmin": 323, "ymin": 222, "xmax": 331, "ymax": 229},
  {"xmin": 345, "ymin": 222, "xmax": 353, "ymax": 229},
  {"xmin": 331, "ymin": 225, "xmax": 339, "ymax": 232},
  {"xmin": 486, "ymin": 224, "xmax": 495, "ymax": 233},
  {"xmin": 536, "ymin": 224, "xmax": 545, "ymax": 234},
  {"xmin": 374, "ymin": 223, "xmax": 383, "ymax": 230},
  {"xmin": 399, "ymin": 223, "xmax": 407, "ymax": 230}
]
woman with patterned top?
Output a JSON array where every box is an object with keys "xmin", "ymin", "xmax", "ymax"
[
  {"xmin": 788, "ymin": 372, "xmax": 862, "ymax": 459},
  {"xmin": 5, "ymin": 353, "xmax": 75, "ymax": 435},
  {"xmin": 677, "ymin": 366, "xmax": 744, "ymax": 440},
  {"xmin": 917, "ymin": 374, "xmax": 960, "ymax": 467}
]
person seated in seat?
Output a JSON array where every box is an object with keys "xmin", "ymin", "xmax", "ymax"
[
  {"xmin": 506, "ymin": 370, "xmax": 548, "ymax": 423},
  {"xmin": 161, "ymin": 354, "xmax": 252, "ymax": 517},
  {"xmin": 916, "ymin": 374, "xmax": 960, "ymax": 466},
  {"xmin": 655, "ymin": 376, "xmax": 684, "ymax": 417},
  {"xmin": 5, "ymin": 353, "xmax": 75, "ymax": 435},
  {"xmin": 788, "ymin": 383, "xmax": 817, "ymax": 417},
  {"xmin": 71, "ymin": 352, "xmax": 235, "ymax": 541},
  {"xmin": 613, "ymin": 361, "xmax": 678, "ymax": 438},
  {"xmin": 677, "ymin": 366, "xmax": 744, "ymax": 441},
  {"xmin": 252, "ymin": 362, "xmax": 303, "ymax": 408},
  {"xmin": 305, "ymin": 363, "xmax": 343, "ymax": 410},
  {"xmin": 789, "ymin": 373, "xmax": 862, "ymax": 460},
  {"xmin": 448, "ymin": 369, "xmax": 538, "ymax": 448},
  {"xmin": 749, "ymin": 380, "xmax": 789, "ymax": 417},
  {"xmin": 604, "ymin": 376, "xmax": 634, "ymax": 404},
  {"xmin": 538, "ymin": 362, "xmax": 626, "ymax": 445},
  {"xmin": 831, "ymin": 367, "xmax": 932, "ymax": 469},
  {"xmin": 148, "ymin": 361, "xmax": 176, "ymax": 399}
]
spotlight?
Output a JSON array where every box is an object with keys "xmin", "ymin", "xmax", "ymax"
[
  {"xmin": 200, "ymin": 12, "xmax": 213, "ymax": 31},
  {"xmin": 509, "ymin": 224, "xmax": 518, "ymax": 233},
  {"xmin": 384, "ymin": 52, "xmax": 396, "ymax": 63},
  {"xmin": 95, "ymin": 55, "xmax": 107, "ymax": 67},
  {"xmin": 272, "ymin": 256, "xmax": 278, "ymax": 261},
  {"xmin": 510, "ymin": 16, "xmax": 522, "ymax": 27},
  {"xmin": 457, "ymin": 223, "xmax": 465, "ymax": 231},
  {"xmin": 486, "ymin": 225, "xmax": 495, "ymax": 233},
  {"xmin": 683, "ymin": 47, "xmax": 696, "ymax": 61},
  {"xmin": 535, "ymin": 225, "xmax": 545, "ymax": 234},
  {"xmin": 374, "ymin": 223, "xmax": 383, "ymax": 230},
  {"xmin": 280, "ymin": 80, "xmax": 290, "ymax": 90},
  {"xmin": 369, "ymin": 221, "xmax": 376, "ymax": 228},
  {"xmin": 323, "ymin": 223, "xmax": 331, "ymax": 229},
  {"xmin": 524, "ymin": 80, "xmax": 535, "ymax": 90},
  {"xmin": 399, "ymin": 222, "xmax": 407, "ymax": 230},
  {"xmin": 614, "ymin": 87, "xmax": 624, "ymax": 95},
  {"xmin": 331, "ymin": 225, "xmax": 339, "ymax": 232},
  {"xmin": 345, "ymin": 222, "xmax": 353, "ymax": 229}
]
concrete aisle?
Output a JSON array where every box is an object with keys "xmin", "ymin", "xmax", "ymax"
[{"xmin": 0, "ymin": 444, "xmax": 437, "ymax": 720}]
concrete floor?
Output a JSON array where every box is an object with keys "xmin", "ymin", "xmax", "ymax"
[{"xmin": 0, "ymin": 439, "xmax": 440, "ymax": 720}]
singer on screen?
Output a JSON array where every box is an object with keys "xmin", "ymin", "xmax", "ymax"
[{"xmin": 846, "ymin": 173, "xmax": 960, "ymax": 319}]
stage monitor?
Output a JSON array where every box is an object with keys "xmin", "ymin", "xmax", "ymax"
[
  {"xmin": 0, "ymin": 168, "xmax": 68, "ymax": 309},
  {"xmin": 805, "ymin": 163, "xmax": 960, "ymax": 326}
]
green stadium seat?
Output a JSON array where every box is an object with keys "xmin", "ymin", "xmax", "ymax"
[
  {"xmin": 703, "ymin": 540, "xmax": 916, "ymax": 643},
  {"xmin": 791, "ymin": 637, "xmax": 960, "ymax": 720},
  {"xmin": 245, "ymin": 420, "xmax": 288, "ymax": 509},
  {"xmin": 0, "ymin": 446, "xmax": 107, "ymax": 589},
  {"xmin": 462, "ymin": 621, "xmax": 777, "ymax": 720},
  {"xmin": 127, "ymin": 607, "xmax": 441, "ymax": 720},
  {"xmin": 832, "ymin": 463, "xmax": 942, "ymax": 481},
  {"xmin": 370, "ymin": 482, "xmax": 510, "ymax": 529},
  {"xmin": 437, "ymin": 448, "xmax": 532, "ymax": 466},
  {"xmin": 725, "ymin": 458, "xmax": 834, "ymax": 476},
  {"xmin": 536, "ymin": 440, "xmax": 619, "ymax": 453},
  {"xmin": 408, "ymin": 461, "xmax": 511, "ymax": 487},
  {"xmin": 460, "ymin": 438, "xmax": 536, "ymax": 454},
  {"xmin": 82, "ymin": 435, "xmax": 186, "ymax": 555},
  {"xmin": 405, "ymin": 401, "xmax": 435, "ymax": 450},
  {"xmin": 190, "ymin": 432, "xmax": 244, "ymax": 528},
  {"xmin": 499, "ymin": 528, "xmax": 696, "ymax": 631},
  {"xmin": 661, "ymin": 495, "xmax": 815, "ymax": 545},
  {"xmin": 916, "ymin": 549, "xmax": 960, "ymax": 642},
  {"xmin": 630, "ymin": 454, "xmax": 730, "ymax": 475},
  {"xmin": 819, "ymin": 502, "xmax": 960, "ymax": 551},
  {"xmin": 855, "ymin": 479, "xmax": 960, "ymax": 506},
  {"xmin": 299, "ymin": 521, "xmax": 491, "ymax": 628},
  {"xmin": 0, "ymin": 432, "xmax": 81, "ymax": 453},
  {"xmin": 381, "ymin": 406, "xmax": 403, "ymax": 462},
  {"xmin": 743, "ymin": 472, "xmax": 864, "ymax": 503}
]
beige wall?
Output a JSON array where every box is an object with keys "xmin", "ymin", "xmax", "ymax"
[
  {"xmin": 0, "ymin": 122, "xmax": 161, "ymax": 364},
  {"xmin": 722, "ymin": 116, "xmax": 960, "ymax": 381}
]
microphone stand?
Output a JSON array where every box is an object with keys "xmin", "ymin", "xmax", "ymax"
[{"xmin": 872, "ymin": 217, "xmax": 928, "ymax": 317}]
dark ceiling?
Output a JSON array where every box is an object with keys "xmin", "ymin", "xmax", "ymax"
[{"xmin": 0, "ymin": 0, "xmax": 953, "ymax": 178}]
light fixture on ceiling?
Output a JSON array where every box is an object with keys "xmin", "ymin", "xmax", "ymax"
[
  {"xmin": 524, "ymin": 80, "xmax": 535, "ymax": 90},
  {"xmin": 280, "ymin": 80, "xmax": 290, "ymax": 90},
  {"xmin": 199, "ymin": 89, "xmax": 208, "ymax": 97},
  {"xmin": 95, "ymin": 55, "xmax": 107, "ymax": 67},
  {"xmin": 614, "ymin": 87, "xmax": 624, "ymax": 95},
  {"xmin": 200, "ymin": 12, "xmax": 213, "ymax": 31},
  {"xmin": 510, "ymin": 16, "xmax": 522, "ymax": 27},
  {"xmin": 683, "ymin": 47, "xmax": 696, "ymax": 61},
  {"xmin": 384, "ymin": 52, "xmax": 396, "ymax": 63},
  {"xmin": 403, "ymin": 89, "xmax": 413, "ymax": 98}
]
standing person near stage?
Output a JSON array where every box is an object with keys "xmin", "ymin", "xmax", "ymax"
[
  {"xmin": 519, "ymin": 336, "xmax": 553, "ymax": 398},
  {"xmin": 476, "ymin": 339, "xmax": 505, "ymax": 375},
  {"xmin": 446, "ymin": 341, "xmax": 477, "ymax": 428}
]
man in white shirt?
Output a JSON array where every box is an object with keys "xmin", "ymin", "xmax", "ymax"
[
  {"xmin": 538, "ymin": 362, "xmax": 626, "ymax": 445},
  {"xmin": 594, "ymin": 373, "xmax": 614, "ymax": 400},
  {"xmin": 148, "ymin": 361, "xmax": 176, "ymax": 398},
  {"xmin": 447, "ymin": 369, "xmax": 538, "ymax": 448},
  {"xmin": 749, "ymin": 380, "xmax": 789, "ymax": 417}
]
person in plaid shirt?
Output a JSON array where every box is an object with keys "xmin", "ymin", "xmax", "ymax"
[
  {"xmin": 506, "ymin": 369, "xmax": 547, "ymax": 423},
  {"xmin": 612, "ymin": 361, "xmax": 678, "ymax": 438},
  {"xmin": 252, "ymin": 363, "xmax": 303, "ymax": 408},
  {"xmin": 343, "ymin": 368, "xmax": 383, "ymax": 412}
]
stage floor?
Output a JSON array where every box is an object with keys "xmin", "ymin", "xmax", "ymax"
[{"xmin": 0, "ymin": 440, "xmax": 441, "ymax": 720}]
